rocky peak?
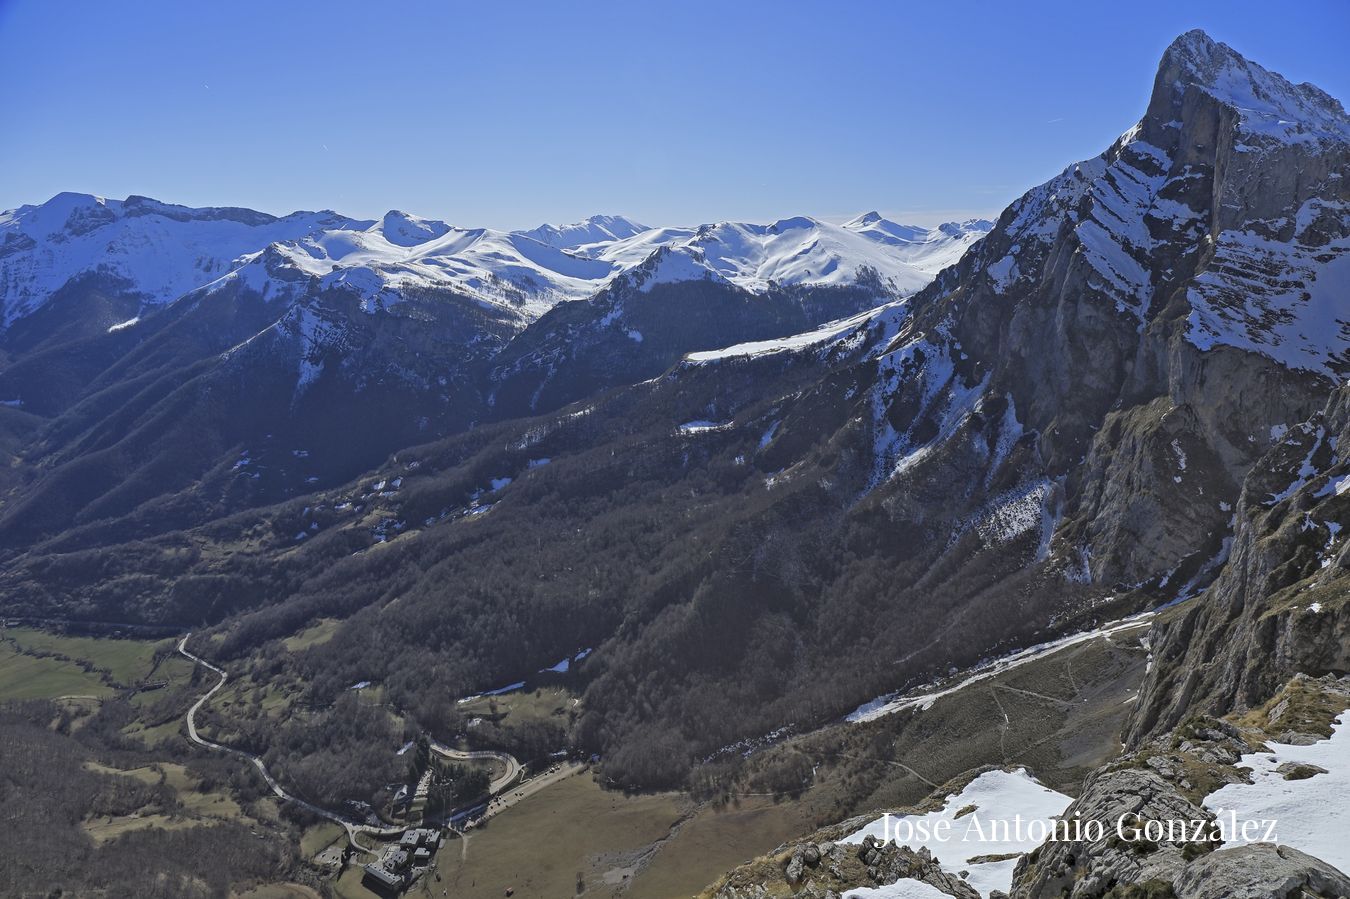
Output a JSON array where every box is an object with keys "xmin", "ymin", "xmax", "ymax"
[{"xmin": 1146, "ymin": 29, "xmax": 1350, "ymax": 145}]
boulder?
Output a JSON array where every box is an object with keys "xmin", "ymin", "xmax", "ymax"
[{"xmin": 1173, "ymin": 843, "xmax": 1350, "ymax": 899}]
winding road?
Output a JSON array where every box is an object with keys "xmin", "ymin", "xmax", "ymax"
[
  {"xmin": 177, "ymin": 634, "xmax": 541, "ymax": 851},
  {"xmin": 428, "ymin": 742, "xmax": 523, "ymax": 795},
  {"xmin": 177, "ymin": 634, "xmax": 408, "ymax": 845}
]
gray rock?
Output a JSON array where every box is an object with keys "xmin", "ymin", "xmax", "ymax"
[
  {"xmin": 1010, "ymin": 768, "xmax": 1210, "ymax": 898},
  {"xmin": 1173, "ymin": 843, "xmax": 1350, "ymax": 899},
  {"xmin": 1275, "ymin": 761, "xmax": 1327, "ymax": 780}
]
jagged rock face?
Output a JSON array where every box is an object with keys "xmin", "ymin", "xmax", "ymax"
[
  {"xmin": 861, "ymin": 30, "xmax": 1348, "ymax": 598},
  {"xmin": 1127, "ymin": 383, "xmax": 1350, "ymax": 744}
]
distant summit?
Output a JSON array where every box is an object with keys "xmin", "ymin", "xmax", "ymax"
[{"xmin": 518, "ymin": 214, "xmax": 651, "ymax": 249}]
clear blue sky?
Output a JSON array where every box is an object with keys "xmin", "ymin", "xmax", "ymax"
[{"xmin": 2, "ymin": 0, "xmax": 1347, "ymax": 229}]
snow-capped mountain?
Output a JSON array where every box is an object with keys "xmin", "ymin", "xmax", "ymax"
[
  {"xmin": 517, "ymin": 213, "xmax": 650, "ymax": 249},
  {"xmin": 983, "ymin": 28, "xmax": 1350, "ymax": 379},
  {"xmin": 212, "ymin": 220, "xmax": 619, "ymax": 317},
  {"xmin": 0, "ymin": 193, "xmax": 989, "ymax": 539},
  {"xmin": 204, "ymin": 211, "xmax": 991, "ymax": 320},
  {"xmin": 0, "ymin": 193, "xmax": 365, "ymax": 329},
  {"xmin": 1, "ymin": 192, "xmax": 992, "ymax": 334}
]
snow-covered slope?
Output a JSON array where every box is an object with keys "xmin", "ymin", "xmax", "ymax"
[
  {"xmin": 587, "ymin": 215, "xmax": 991, "ymax": 295},
  {"xmin": 844, "ymin": 768, "xmax": 1073, "ymax": 897},
  {"xmin": 0, "ymin": 193, "xmax": 365, "ymax": 328},
  {"xmin": 1204, "ymin": 712, "xmax": 1350, "ymax": 875},
  {"xmin": 843, "ymin": 212, "xmax": 993, "ymax": 274}
]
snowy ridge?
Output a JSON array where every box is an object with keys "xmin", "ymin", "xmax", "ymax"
[
  {"xmin": 1075, "ymin": 133, "xmax": 1171, "ymax": 318},
  {"xmin": 518, "ymin": 214, "xmax": 649, "ymax": 249},
  {"xmin": 209, "ymin": 221, "xmax": 616, "ymax": 316}
]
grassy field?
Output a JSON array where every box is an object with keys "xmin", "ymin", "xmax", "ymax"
[
  {"xmin": 0, "ymin": 626, "xmax": 181, "ymax": 702},
  {"xmin": 417, "ymin": 773, "xmax": 686, "ymax": 899},
  {"xmin": 4, "ymin": 627, "xmax": 167, "ymax": 685},
  {"xmin": 301, "ymin": 821, "xmax": 346, "ymax": 857},
  {"xmin": 405, "ymin": 770, "xmax": 812, "ymax": 899},
  {"xmin": 128, "ymin": 653, "xmax": 197, "ymax": 700},
  {"xmin": 79, "ymin": 760, "xmax": 253, "ymax": 846},
  {"xmin": 283, "ymin": 618, "xmax": 341, "ymax": 652},
  {"xmin": 83, "ymin": 811, "xmax": 199, "ymax": 845},
  {"xmin": 627, "ymin": 795, "xmax": 815, "ymax": 899},
  {"xmin": 458, "ymin": 685, "xmax": 577, "ymax": 729},
  {"xmin": 332, "ymin": 865, "xmax": 378, "ymax": 899},
  {"xmin": 0, "ymin": 640, "xmax": 114, "ymax": 700}
]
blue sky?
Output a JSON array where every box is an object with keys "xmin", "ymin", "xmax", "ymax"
[{"xmin": 2, "ymin": 0, "xmax": 1347, "ymax": 229}]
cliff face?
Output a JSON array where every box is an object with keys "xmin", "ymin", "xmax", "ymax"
[{"xmin": 1128, "ymin": 383, "xmax": 1350, "ymax": 745}]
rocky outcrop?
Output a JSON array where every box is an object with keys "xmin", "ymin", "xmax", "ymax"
[
  {"xmin": 1009, "ymin": 769, "xmax": 1213, "ymax": 898},
  {"xmin": 1012, "ymin": 701, "xmax": 1350, "ymax": 898},
  {"xmin": 709, "ymin": 834, "xmax": 981, "ymax": 899},
  {"xmin": 850, "ymin": 837, "xmax": 981, "ymax": 899}
]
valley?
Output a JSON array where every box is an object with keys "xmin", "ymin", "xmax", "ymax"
[{"xmin": 0, "ymin": 589, "xmax": 1159, "ymax": 899}]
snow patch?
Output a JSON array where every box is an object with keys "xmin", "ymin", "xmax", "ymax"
[
  {"xmin": 678, "ymin": 420, "xmax": 731, "ymax": 435},
  {"xmin": 843, "ymin": 768, "xmax": 1073, "ymax": 897},
  {"xmin": 1204, "ymin": 711, "xmax": 1350, "ymax": 874}
]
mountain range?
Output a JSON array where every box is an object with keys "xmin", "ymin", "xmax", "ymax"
[
  {"xmin": 0, "ymin": 27, "xmax": 1347, "ymax": 899},
  {"xmin": 0, "ymin": 195, "xmax": 989, "ymax": 330}
]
